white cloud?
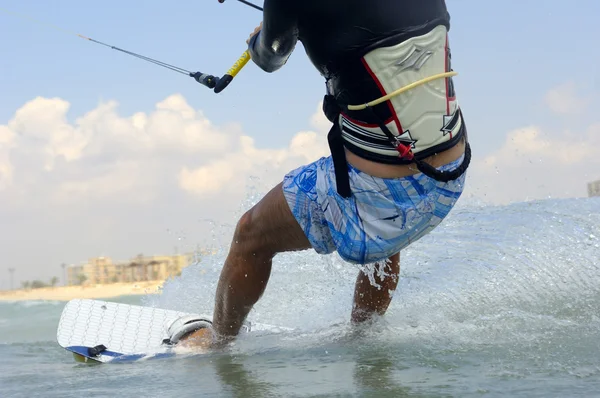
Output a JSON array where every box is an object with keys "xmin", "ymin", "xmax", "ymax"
[
  {"xmin": 52, "ymin": 160, "xmax": 150, "ymax": 205},
  {"xmin": 3, "ymin": 94, "xmax": 239, "ymax": 179},
  {"xmin": 0, "ymin": 125, "xmax": 16, "ymax": 189},
  {"xmin": 6, "ymin": 96, "xmax": 88, "ymax": 171},
  {"xmin": 1, "ymin": 94, "xmax": 299, "ymax": 205},
  {"xmin": 544, "ymin": 82, "xmax": 590, "ymax": 116},
  {"xmin": 178, "ymin": 130, "xmax": 329, "ymax": 197},
  {"xmin": 0, "ymin": 94, "xmax": 331, "ymax": 284},
  {"xmin": 309, "ymin": 101, "xmax": 331, "ymax": 133},
  {"xmin": 3, "ymin": 92, "xmax": 597, "ymax": 208},
  {"xmin": 461, "ymin": 82, "xmax": 599, "ymax": 204},
  {"xmin": 463, "ymin": 123, "xmax": 600, "ymax": 204},
  {"xmin": 177, "ymin": 102, "xmax": 329, "ymax": 198}
]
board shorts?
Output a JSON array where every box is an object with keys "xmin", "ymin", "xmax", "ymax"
[{"xmin": 282, "ymin": 154, "xmax": 466, "ymax": 265}]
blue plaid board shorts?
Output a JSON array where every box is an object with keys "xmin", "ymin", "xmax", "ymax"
[{"xmin": 282, "ymin": 154, "xmax": 467, "ymax": 265}]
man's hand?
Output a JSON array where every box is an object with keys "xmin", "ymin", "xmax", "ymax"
[{"xmin": 246, "ymin": 22, "xmax": 263, "ymax": 44}]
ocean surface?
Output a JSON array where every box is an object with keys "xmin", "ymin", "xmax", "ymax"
[{"xmin": 1, "ymin": 197, "xmax": 599, "ymax": 397}]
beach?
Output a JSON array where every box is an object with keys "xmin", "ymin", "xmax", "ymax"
[{"xmin": 0, "ymin": 281, "xmax": 163, "ymax": 302}]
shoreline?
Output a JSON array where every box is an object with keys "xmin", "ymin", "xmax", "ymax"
[{"xmin": 0, "ymin": 281, "xmax": 163, "ymax": 302}]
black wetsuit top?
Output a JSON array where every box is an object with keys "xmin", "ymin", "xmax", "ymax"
[
  {"xmin": 248, "ymin": 0, "xmax": 452, "ymax": 127},
  {"xmin": 248, "ymin": 0, "xmax": 450, "ymax": 80}
]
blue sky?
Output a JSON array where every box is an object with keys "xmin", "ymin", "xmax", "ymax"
[
  {"xmin": 1, "ymin": 0, "xmax": 599, "ymax": 286},
  {"xmin": 2, "ymin": 0, "xmax": 597, "ymax": 148}
]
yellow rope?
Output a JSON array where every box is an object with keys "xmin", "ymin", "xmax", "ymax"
[{"xmin": 346, "ymin": 71, "xmax": 458, "ymax": 111}]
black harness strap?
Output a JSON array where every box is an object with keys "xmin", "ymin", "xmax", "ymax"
[{"xmin": 327, "ymin": 115, "xmax": 352, "ymax": 198}]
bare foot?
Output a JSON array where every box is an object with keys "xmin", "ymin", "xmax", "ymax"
[{"xmin": 178, "ymin": 328, "xmax": 214, "ymax": 350}]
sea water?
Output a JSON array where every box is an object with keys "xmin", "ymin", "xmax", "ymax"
[{"xmin": 1, "ymin": 197, "xmax": 599, "ymax": 397}]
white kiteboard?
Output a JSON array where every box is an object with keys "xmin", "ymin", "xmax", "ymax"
[{"xmin": 56, "ymin": 299, "xmax": 288, "ymax": 364}]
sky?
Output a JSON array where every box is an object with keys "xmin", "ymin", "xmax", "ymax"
[{"xmin": 1, "ymin": 0, "xmax": 599, "ymax": 287}]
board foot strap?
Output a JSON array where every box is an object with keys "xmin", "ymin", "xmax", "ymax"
[{"xmin": 163, "ymin": 315, "xmax": 213, "ymax": 346}]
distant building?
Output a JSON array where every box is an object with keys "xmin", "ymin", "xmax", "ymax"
[
  {"xmin": 66, "ymin": 253, "xmax": 197, "ymax": 286},
  {"xmin": 588, "ymin": 180, "xmax": 600, "ymax": 197}
]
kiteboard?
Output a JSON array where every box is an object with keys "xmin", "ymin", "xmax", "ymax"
[{"xmin": 56, "ymin": 298, "xmax": 288, "ymax": 364}]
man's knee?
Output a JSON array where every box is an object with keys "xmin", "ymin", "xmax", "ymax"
[
  {"xmin": 230, "ymin": 182, "xmax": 310, "ymax": 257},
  {"xmin": 231, "ymin": 208, "xmax": 271, "ymax": 256},
  {"xmin": 233, "ymin": 209, "xmax": 256, "ymax": 243}
]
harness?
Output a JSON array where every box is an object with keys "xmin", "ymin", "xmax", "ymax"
[{"xmin": 323, "ymin": 72, "xmax": 472, "ymax": 199}]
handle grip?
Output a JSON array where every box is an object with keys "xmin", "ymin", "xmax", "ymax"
[{"xmin": 214, "ymin": 50, "xmax": 251, "ymax": 93}]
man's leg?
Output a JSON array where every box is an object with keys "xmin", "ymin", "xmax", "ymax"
[
  {"xmin": 351, "ymin": 253, "xmax": 400, "ymax": 324},
  {"xmin": 212, "ymin": 182, "xmax": 312, "ymax": 340}
]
